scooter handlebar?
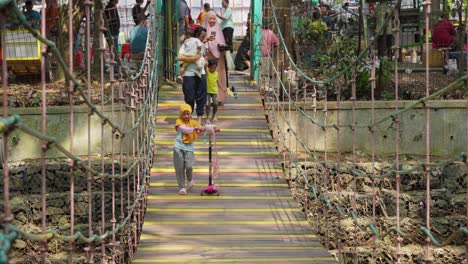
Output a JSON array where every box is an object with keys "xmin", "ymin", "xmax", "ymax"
[{"xmin": 204, "ymin": 124, "xmax": 221, "ymax": 134}]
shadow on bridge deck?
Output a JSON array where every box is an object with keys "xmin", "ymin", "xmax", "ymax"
[{"xmin": 132, "ymin": 73, "xmax": 337, "ymax": 263}]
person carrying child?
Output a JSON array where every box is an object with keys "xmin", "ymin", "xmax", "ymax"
[
  {"xmin": 177, "ymin": 28, "xmax": 205, "ymax": 84},
  {"xmin": 174, "ymin": 103, "xmax": 205, "ymax": 195},
  {"xmin": 205, "ymin": 59, "xmax": 221, "ymax": 123}
]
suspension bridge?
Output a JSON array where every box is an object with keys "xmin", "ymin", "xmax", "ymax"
[{"xmin": 0, "ymin": 0, "xmax": 467, "ymax": 263}]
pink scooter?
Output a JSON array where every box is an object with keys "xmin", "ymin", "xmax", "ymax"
[{"xmin": 201, "ymin": 124, "xmax": 221, "ymax": 196}]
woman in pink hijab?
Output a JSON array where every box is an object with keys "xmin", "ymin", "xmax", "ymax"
[{"xmin": 203, "ymin": 10, "xmax": 227, "ymax": 105}]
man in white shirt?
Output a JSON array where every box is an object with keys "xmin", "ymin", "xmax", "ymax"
[{"xmin": 215, "ymin": 0, "xmax": 234, "ymax": 53}]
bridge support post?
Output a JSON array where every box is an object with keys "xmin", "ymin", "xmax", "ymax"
[{"xmin": 251, "ymin": 0, "xmax": 262, "ymax": 86}]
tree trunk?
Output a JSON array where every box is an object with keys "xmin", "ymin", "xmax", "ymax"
[
  {"xmin": 275, "ymin": 0, "xmax": 295, "ymax": 68},
  {"xmin": 54, "ymin": 4, "xmax": 66, "ymax": 82},
  {"xmin": 92, "ymin": 1, "xmax": 103, "ymax": 76},
  {"xmin": 431, "ymin": 0, "xmax": 442, "ymax": 27}
]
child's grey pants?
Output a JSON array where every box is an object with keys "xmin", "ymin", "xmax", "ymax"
[
  {"xmin": 206, "ymin": 93, "xmax": 218, "ymax": 118},
  {"xmin": 173, "ymin": 148, "xmax": 194, "ymax": 189}
]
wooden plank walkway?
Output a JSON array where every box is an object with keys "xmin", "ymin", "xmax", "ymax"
[{"xmin": 133, "ymin": 74, "xmax": 336, "ymax": 263}]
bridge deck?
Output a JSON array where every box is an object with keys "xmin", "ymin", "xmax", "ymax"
[{"xmin": 133, "ymin": 74, "xmax": 336, "ymax": 263}]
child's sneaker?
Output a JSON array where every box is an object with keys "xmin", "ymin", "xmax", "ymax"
[
  {"xmin": 226, "ymin": 87, "xmax": 234, "ymax": 97},
  {"xmin": 176, "ymin": 76, "xmax": 183, "ymax": 84},
  {"xmin": 178, "ymin": 188, "xmax": 187, "ymax": 195},
  {"xmin": 212, "ymin": 116, "xmax": 218, "ymax": 122},
  {"xmin": 188, "ymin": 180, "xmax": 195, "ymax": 189},
  {"xmin": 231, "ymin": 86, "xmax": 238, "ymax": 99}
]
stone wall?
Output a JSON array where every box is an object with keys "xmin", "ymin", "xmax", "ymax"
[
  {"xmin": 6, "ymin": 105, "xmax": 135, "ymax": 161},
  {"xmin": 286, "ymin": 158, "xmax": 467, "ymax": 263},
  {"xmin": 266, "ymin": 100, "xmax": 466, "ymax": 156},
  {"xmin": 0, "ymin": 160, "xmax": 140, "ymax": 264}
]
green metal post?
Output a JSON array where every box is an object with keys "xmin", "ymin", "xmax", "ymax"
[
  {"xmin": 156, "ymin": 0, "xmax": 163, "ymax": 77},
  {"xmin": 174, "ymin": 0, "xmax": 180, "ymax": 78},
  {"xmin": 251, "ymin": 0, "xmax": 263, "ymax": 85}
]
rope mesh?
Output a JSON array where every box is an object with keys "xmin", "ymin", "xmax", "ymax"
[
  {"xmin": 0, "ymin": 0, "xmax": 163, "ymax": 262},
  {"xmin": 261, "ymin": 0, "xmax": 467, "ymax": 262}
]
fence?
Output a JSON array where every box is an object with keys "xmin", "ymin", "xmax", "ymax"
[
  {"xmin": 261, "ymin": 0, "xmax": 467, "ymax": 262},
  {"xmin": 0, "ymin": 0, "xmax": 162, "ymax": 262}
]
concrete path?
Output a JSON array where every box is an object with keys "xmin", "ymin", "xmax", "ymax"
[{"xmin": 132, "ymin": 74, "xmax": 336, "ymax": 263}]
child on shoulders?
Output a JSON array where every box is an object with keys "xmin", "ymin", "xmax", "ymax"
[{"xmin": 177, "ymin": 28, "xmax": 205, "ymax": 84}]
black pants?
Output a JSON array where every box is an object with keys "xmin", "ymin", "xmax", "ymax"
[
  {"xmin": 378, "ymin": 34, "xmax": 393, "ymax": 59},
  {"xmin": 182, "ymin": 75, "xmax": 207, "ymax": 117},
  {"xmin": 222, "ymin": 27, "xmax": 234, "ymax": 52}
]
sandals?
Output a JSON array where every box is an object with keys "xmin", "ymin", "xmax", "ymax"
[
  {"xmin": 188, "ymin": 180, "xmax": 195, "ymax": 189},
  {"xmin": 177, "ymin": 188, "xmax": 187, "ymax": 195},
  {"xmin": 178, "ymin": 180, "xmax": 195, "ymax": 195}
]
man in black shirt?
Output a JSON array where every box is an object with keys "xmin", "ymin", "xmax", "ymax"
[
  {"xmin": 105, "ymin": 0, "xmax": 121, "ymax": 71},
  {"xmin": 133, "ymin": 0, "xmax": 150, "ymax": 25},
  {"xmin": 234, "ymin": 21, "xmax": 251, "ymax": 71}
]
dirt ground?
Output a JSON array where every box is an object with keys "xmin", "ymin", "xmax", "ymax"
[
  {"xmin": 0, "ymin": 70, "xmax": 465, "ymax": 108},
  {"xmin": 0, "ymin": 77, "xmax": 108, "ymax": 107},
  {"xmin": 395, "ymin": 71, "xmax": 466, "ymax": 100}
]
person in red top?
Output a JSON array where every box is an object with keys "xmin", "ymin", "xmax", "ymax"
[
  {"xmin": 261, "ymin": 22, "xmax": 279, "ymax": 57},
  {"xmin": 260, "ymin": 21, "xmax": 279, "ymax": 77},
  {"xmin": 188, "ymin": 15, "xmax": 199, "ymax": 31},
  {"xmin": 432, "ymin": 15, "xmax": 456, "ymax": 49},
  {"xmin": 46, "ymin": 0, "xmax": 58, "ymax": 33},
  {"xmin": 197, "ymin": 3, "xmax": 211, "ymax": 26}
]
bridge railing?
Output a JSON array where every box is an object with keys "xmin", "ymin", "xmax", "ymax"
[
  {"xmin": 0, "ymin": 0, "xmax": 162, "ymax": 263},
  {"xmin": 260, "ymin": 0, "xmax": 467, "ymax": 263}
]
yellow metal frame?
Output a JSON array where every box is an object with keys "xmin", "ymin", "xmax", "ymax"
[{"xmin": 5, "ymin": 29, "xmax": 41, "ymax": 61}]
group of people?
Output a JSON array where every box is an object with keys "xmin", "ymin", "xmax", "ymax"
[
  {"xmin": 174, "ymin": 1, "xmax": 280, "ymax": 195},
  {"xmin": 104, "ymin": 0, "xmax": 150, "ymax": 70},
  {"xmin": 174, "ymin": 0, "xmax": 235, "ymax": 195},
  {"xmin": 234, "ymin": 18, "xmax": 279, "ymax": 73},
  {"xmin": 176, "ymin": 0, "xmax": 234, "ymax": 127}
]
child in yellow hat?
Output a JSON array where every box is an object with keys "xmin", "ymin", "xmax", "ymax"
[{"xmin": 174, "ymin": 103, "xmax": 205, "ymax": 194}]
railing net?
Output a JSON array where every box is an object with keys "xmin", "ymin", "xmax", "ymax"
[
  {"xmin": 0, "ymin": 0, "xmax": 161, "ymax": 263},
  {"xmin": 260, "ymin": 0, "xmax": 467, "ymax": 263}
]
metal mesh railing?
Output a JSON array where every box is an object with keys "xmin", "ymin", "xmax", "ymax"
[
  {"xmin": 0, "ymin": 0, "xmax": 162, "ymax": 263},
  {"xmin": 260, "ymin": 0, "xmax": 467, "ymax": 263}
]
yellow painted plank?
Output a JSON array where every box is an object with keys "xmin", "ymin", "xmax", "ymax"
[
  {"xmin": 161, "ymin": 91, "xmax": 257, "ymax": 95},
  {"xmin": 156, "ymin": 115, "xmax": 264, "ymax": 119},
  {"xmin": 153, "ymin": 150, "xmax": 278, "ymax": 156},
  {"xmin": 144, "ymin": 220, "xmax": 309, "ymax": 225},
  {"xmin": 150, "ymin": 183, "xmax": 287, "ymax": 188},
  {"xmin": 147, "ymin": 208, "xmax": 299, "ymax": 212},
  {"xmin": 154, "ymin": 140, "xmax": 274, "ymax": 146},
  {"xmin": 155, "ymin": 128, "xmax": 269, "ymax": 133},
  {"xmin": 158, "ymin": 102, "xmax": 262, "ymax": 107},
  {"xmin": 138, "ymin": 245, "xmax": 323, "ymax": 251},
  {"xmin": 133, "ymin": 257, "xmax": 336, "ymax": 263},
  {"xmin": 147, "ymin": 195, "xmax": 293, "ymax": 200},
  {"xmin": 151, "ymin": 167, "xmax": 283, "ymax": 173},
  {"xmin": 140, "ymin": 234, "xmax": 318, "ymax": 240}
]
